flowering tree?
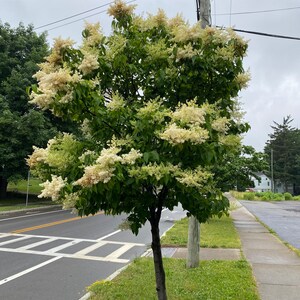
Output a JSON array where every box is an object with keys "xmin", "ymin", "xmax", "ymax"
[{"xmin": 28, "ymin": 1, "xmax": 249, "ymax": 299}]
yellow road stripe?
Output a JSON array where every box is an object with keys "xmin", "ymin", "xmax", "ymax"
[{"xmin": 11, "ymin": 212, "xmax": 103, "ymax": 234}]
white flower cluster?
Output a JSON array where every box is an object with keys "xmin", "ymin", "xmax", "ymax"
[
  {"xmin": 75, "ymin": 147, "xmax": 142, "ymax": 187},
  {"xmin": 30, "ymin": 68, "xmax": 81, "ymax": 109},
  {"xmin": 121, "ymin": 149, "xmax": 143, "ymax": 165},
  {"xmin": 107, "ymin": 0, "xmax": 136, "ymax": 19},
  {"xmin": 78, "ymin": 52, "xmax": 99, "ymax": 75},
  {"xmin": 106, "ymin": 93, "xmax": 125, "ymax": 110},
  {"xmin": 129, "ymin": 163, "xmax": 178, "ymax": 181},
  {"xmin": 160, "ymin": 124, "xmax": 209, "ymax": 145},
  {"xmin": 176, "ymin": 168, "xmax": 212, "ymax": 188},
  {"xmin": 82, "ymin": 22, "xmax": 103, "ymax": 48},
  {"xmin": 212, "ymin": 117, "xmax": 229, "ymax": 133},
  {"xmin": 176, "ymin": 43, "xmax": 198, "ymax": 60},
  {"xmin": 39, "ymin": 175, "xmax": 66, "ymax": 201},
  {"xmin": 27, "ymin": 146, "xmax": 48, "ymax": 168},
  {"xmin": 172, "ymin": 101, "xmax": 206, "ymax": 125},
  {"xmin": 62, "ymin": 192, "xmax": 80, "ymax": 209}
]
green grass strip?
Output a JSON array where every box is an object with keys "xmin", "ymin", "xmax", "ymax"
[
  {"xmin": 89, "ymin": 258, "xmax": 259, "ymax": 300},
  {"xmin": 161, "ymin": 216, "xmax": 241, "ymax": 249}
]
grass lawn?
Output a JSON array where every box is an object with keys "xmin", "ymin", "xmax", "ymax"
[
  {"xmin": 7, "ymin": 178, "xmax": 42, "ymax": 194},
  {"xmin": 89, "ymin": 258, "xmax": 259, "ymax": 300},
  {"xmin": 161, "ymin": 216, "xmax": 241, "ymax": 249},
  {"xmin": 88, "ymin": 214, "xmax": 258, "ymax": 300},
  {"xmin": 1, "ymin": 178, "xmax": 53, "ymax": 212}
]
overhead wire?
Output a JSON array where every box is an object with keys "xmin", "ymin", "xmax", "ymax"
[
  {"xmin": 35, "ymin": 0, "xmax": 136, "ymax": 32},
  {"xmin": 214, "ymin": 5, "xmax": 300, "ymax": 16}
]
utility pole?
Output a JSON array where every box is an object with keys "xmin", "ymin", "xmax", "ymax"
[
  {"xmin": 196, "ymin": 0, "xmax": 211, "ymax": 27},
  {"xmin": 187, "ymin": 0, "xmax": 212, "ymax": 269},
  {"xmin": 271, "ymin": 149, "xmax": 274, "ymax": 192}
]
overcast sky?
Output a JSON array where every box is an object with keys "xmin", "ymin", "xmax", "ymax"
[{"xmin": 1, "ymin": 0, "xmax": 300, "ymax": 152}]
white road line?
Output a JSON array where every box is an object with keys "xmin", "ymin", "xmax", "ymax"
[
  {"xmin": 46, "ymin": 240, "xmax": 81, "ymax": 253},
  {"xmin": 0, "ymin": 233, "xmax": 146, "ymax": 246},
  {"xmin": 0, "ymin": 209, "xmax": 66, "ymax": 222},
  {"xmin": 106, "ymin": 244, "xmax": 134, "ymax": 259},
  {"xmin": 19, "ymin": 238, "xmax": 56, "ymax": 250},
  {"xmin": 0, "ymin": 233, "xmax": 10, "ymax": 238},
  {"xmin": 0, "ymin": 256, "xmax": 61, "ymax": 286},
  {"xmin": 75, "ymin": 241, "xmax": 106, "ymax": 256},
  {"xmin": 0, "ymin": 248, "xmax": 129, "ymax": 263},
  {"xmin": 0, "ymin": 236, "xmax": 30, "ymax": 246},
  {"xmin": 97, "ymin": 229, "xmax": 121, "ymax": 241}
]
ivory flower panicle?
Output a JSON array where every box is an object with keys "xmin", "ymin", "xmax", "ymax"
[{"xmin": 39, "ymin": 175, "xmax": 66, "ymax": 201}]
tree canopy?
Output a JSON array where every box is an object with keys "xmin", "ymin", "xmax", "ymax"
[
  {"xmin": 0, "ymin": 22, "xmax": 58, "ymax": 198},
  {"xmin": 214, "ymin": 145, "xmax": 268, "ymax": 191},
  {"xmin": 27, "ymin": 2, "xmax": 249, "ymax": 299},
  {"xmin": 265, "ymin": 115, "xmax": 300, "ymax": 193}
]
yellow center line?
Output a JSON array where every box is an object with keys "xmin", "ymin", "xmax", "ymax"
[{"xmin": 11, "ymin": 212, "xmax": 104, "ymax": 234}]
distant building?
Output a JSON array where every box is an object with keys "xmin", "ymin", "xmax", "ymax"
[{"xmin": 251, "ymin": 173, "xmax": 271, "ymax": 192}]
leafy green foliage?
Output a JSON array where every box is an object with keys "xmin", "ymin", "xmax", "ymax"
[
  {"xmin": 0, "ymin": 23, "xmax": 78, "ymax": 199},
  {"xmin": 28, "ymin": 3, "xmax": 249, "ymax": 230},
  {"xmin": 265, "ymin": 115, "xmax": 300, "ymax": 194},
  {"xmin": 214, "ymin": 145, "xmax": 268, "ymax": 191}
]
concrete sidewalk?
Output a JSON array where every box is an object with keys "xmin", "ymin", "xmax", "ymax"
[{"xmin": 231, "ymin": 202, "xmax": 300, "ymax": 300}]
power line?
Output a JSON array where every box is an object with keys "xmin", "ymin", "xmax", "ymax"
[
  {"xmin": 45, "ymin": 9, "xmax": 107, "ymax": 32},
  {"xmin": 232, "ymin": 28, "xmax": 300, "ymax": 41},
  {"xmin": 214, "ymin": 6, "xmax": 300, "ymax": 16},
  {"xmin": 35, "ymin": 0, "xmax": 136, "ymax": 31},
  {"xmin": 216, "ymin": 26, "xmax": 300, "ymax": 41},
  {"xmin": 35, "ymin": 1, "xmax": 115, "ymax": 30}
]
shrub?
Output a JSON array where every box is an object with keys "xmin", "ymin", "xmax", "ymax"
[
  {"xmin": 243, "ymin": 192, "xmax": 255, "ymax": 200},
  {"xmin": 293, "ymin": 195, "xmax": 300, "ymax": 200},
  {"xmin": 273, "ymin": 193, "xmax": 284, "ymax": 201},
  {"xmin": 284, "ymin": 192, "xmax": 293, "ymax": 200}
]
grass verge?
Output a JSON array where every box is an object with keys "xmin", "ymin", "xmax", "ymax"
[
  {"xmin": 161, "ymin": 216, "xmax": 241, "ymax": 249},
  {"xmin": 89, "ymin": 258, "xmax": 259, "ymax": 300},
  {"xmin": 7, "ymin": 178, "xmax": 42, "ymax": 194}
]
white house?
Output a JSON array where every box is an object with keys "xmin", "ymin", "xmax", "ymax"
[{"xmin": 251, "ymin": 173, "xmax": 272, "ymax": 192}]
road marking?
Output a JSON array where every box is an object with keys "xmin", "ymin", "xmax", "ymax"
[
  {"xmin": 19, "ymin": 238, "xmax": 56, "ymax": 250},
  {"xmin": 0, "ymin": 236, "xmax": 31, "ymax": 246},
  {"xmin": 0, "ymin": 209, "xmax": 65, "ymax": 222},
  {"xmin": 0, "ymin": 233, "xmax": 146, "ymax": 263},
  {"xmin": 97, "ymin": 229, "xmax": 121, "ymax": 241},
  {"xmin": 0, "ymin": 256, "xmax": 61, "ymax": 286},
  {"xmin": 0, "ymin": 247, "xmax": 130, "ymax": 263},
  {"xmin": 75, "ymin": 241, "xmax": 106, "ymax": 256},
  {"xmin": 11, "ymin": 212, "xmax": 104, "ymax": 234},
  {"xmin": 0, "ymin": 232, "xmax": 145, "ymax": 246},
  {"xmin": 106, "ymin": 244, "xmax": 134, "ymax": 259},
  {"xmin": 46, "ymin": 240, "xmax": 81, "ymax": 253}
]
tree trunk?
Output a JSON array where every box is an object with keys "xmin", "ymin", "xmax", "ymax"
[
  {"xmin": 187, "ymin": 215, "xmax": 200, "ymax": 268},
  {"xmin": 150, "ymin": 206, "xmax": 167, "ymax": 300},
  {"xmin": 0, "ymin": 176, "xmax": 8, "ymax": 200}
]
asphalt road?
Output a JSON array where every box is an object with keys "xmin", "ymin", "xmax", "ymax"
[
  {"xmin": 240, "ymin": 200, "xmax": 300, "ymax": 249},
  {"xmin": 0, "ymin": 207, "xmax": 186, "ymax": 300}
]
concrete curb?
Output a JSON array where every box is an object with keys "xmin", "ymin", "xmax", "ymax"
[{"xmin": 0, "ymin": 205, "xmax": 62, "ymax": 215}]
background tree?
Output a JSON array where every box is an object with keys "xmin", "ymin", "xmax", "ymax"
[
  {"xmin": 265, "ymin": 116, "xmax": 300, "ymax": 193},
  {"xmin": 214, "ymin": 145, "xmax": 268, "ymax": 191},
  {"xmin": 0, "ymin": 23, "xmax": 76, "ymax": 199},
  {"xmin": 28, "ymin": 2, "xmax": 249, "ymax": 299}
]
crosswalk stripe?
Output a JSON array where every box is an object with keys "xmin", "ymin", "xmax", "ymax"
[
  {"xmin": 19, "ymin": 238, "xmax": 56, "ymax": 250},
  {"xmin": 106, "ymin": 244, "xmax": 134, "ymax": 259},
  {"xmin": 0, "ymin": 236, "xmax": 31, "ymax": 246},
  {"xmin": 0, "ymin": 232, "xmax": 146, "ymax": 263},
  {"xmin": 46, "ymin": 240, "xmax": 81, "ymax": 253},
  {"xmin": 74, "ymin": 241, "xmax": 107, "ymax": 256}
]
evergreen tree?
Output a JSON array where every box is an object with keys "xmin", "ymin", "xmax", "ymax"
[{"xmin": 265, "ymin": 116, "xmax": 300, "ymax": 193}]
